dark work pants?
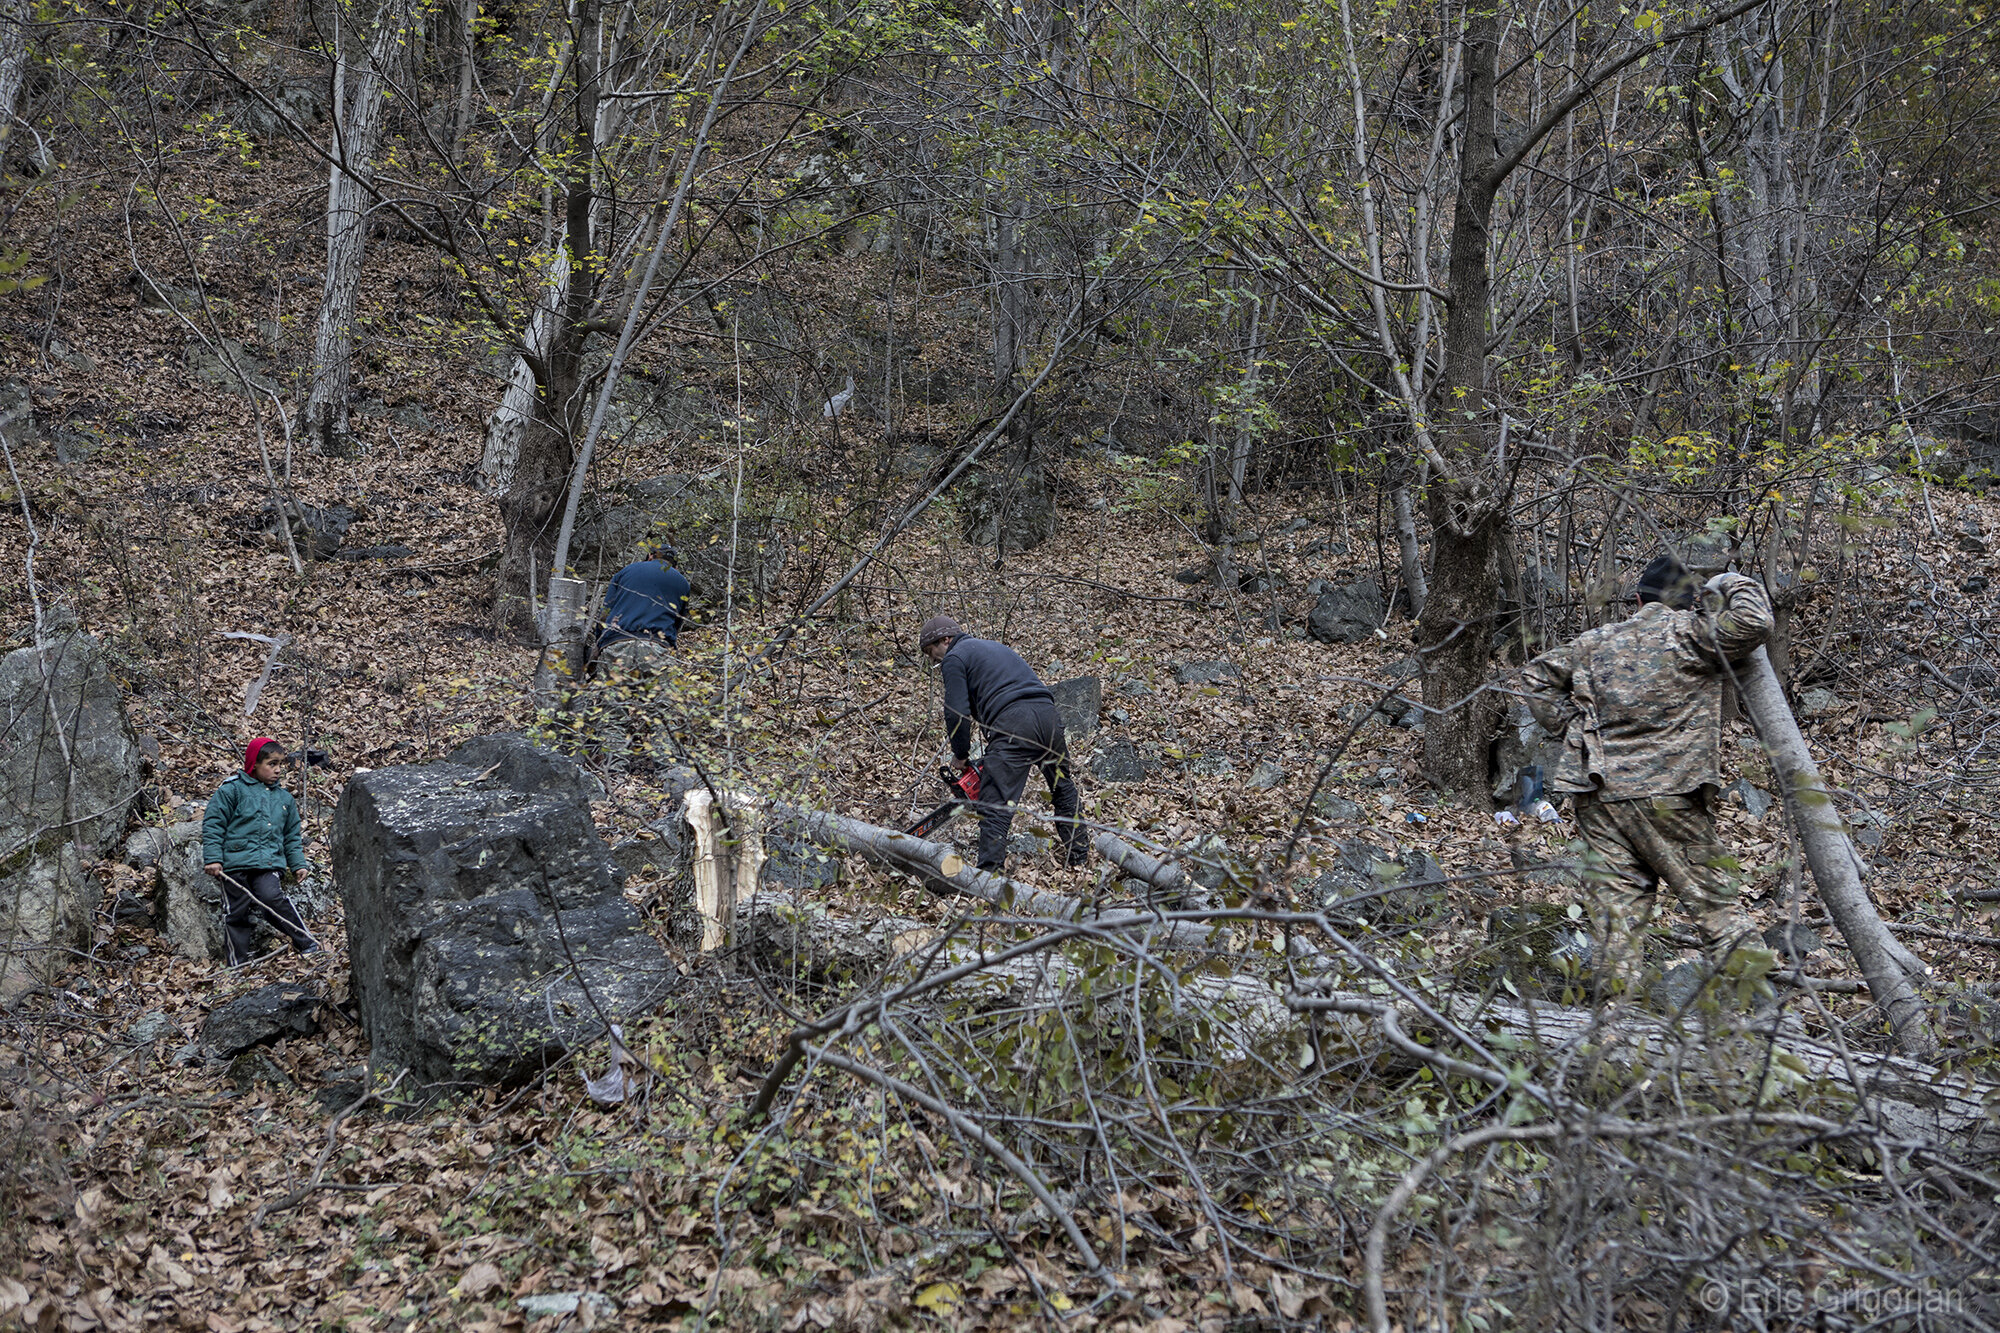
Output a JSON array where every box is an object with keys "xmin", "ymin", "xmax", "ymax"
[
  {"xmin": 975, "ymin": 700, "xmax": 1084, "ymax": 871},
  {"xmin": 221, "ymin": 869, "xmax": 312, "ymax": 963}
]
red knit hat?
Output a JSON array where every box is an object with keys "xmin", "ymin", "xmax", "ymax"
[{"xmin": 244, "ymin": 737, "xmax": 280, "ymax": 773}]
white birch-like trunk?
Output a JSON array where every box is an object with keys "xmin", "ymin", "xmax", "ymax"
[
  {"xmin": 1393, "ymin": 481, "xmax": 1428, "ymax": 619},
  {"xmin": 304, "ymin": 6, "xmax": 416, "ymax": 457},
  {"xmin": 0, "ymin": 0, "xmax": 27, "ymax": 143},
  {"xmin": 476, "ymin": 249, "xmax": 569, "ymax": 495}
]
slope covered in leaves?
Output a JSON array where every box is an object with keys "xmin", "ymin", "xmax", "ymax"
[{"xmin": 3, "ymin": 131, "xmax": 1999, "ymax": 1333}]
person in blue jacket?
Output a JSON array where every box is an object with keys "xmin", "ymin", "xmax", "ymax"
[
  {"xmin": 592, "ymin": 543, "xmax": 690, "ymax": 670},
  {"xmin": 586, "ymin": 543, "xmax": 692, "ymax": 770},
  {"xmin": 202, "ymin": 738, "xmax": 318, "ymax": 963}
]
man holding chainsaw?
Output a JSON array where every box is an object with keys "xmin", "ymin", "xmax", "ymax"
[
  {"xmin": 918, "ymin": 616, "xmax": 1087, "ymax": 872},
  {"xmin": 202, "ymin": 738, "xmax": 319, "ymax": 964}
]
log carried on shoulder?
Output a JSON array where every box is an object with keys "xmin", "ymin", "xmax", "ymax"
[{"xmin": 1733, "ymin": 646, "xmax": 1937, "ymax": 1058}]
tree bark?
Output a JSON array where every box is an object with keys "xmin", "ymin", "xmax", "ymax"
[
  {"xmin": 0, "ymin": 0, "xmax": 27, "ymax": 145},
  {"xmin": 1415, "ymin": 7, "xmax": 1505, "ymax": 795},
  {"xmin": 1391, "ymin": 479, "xmax": 1427, "ymax": 620},
  {"xmin": 303, "ymin": 5, "xmax": 416, "ymax": 458},
  {"xmin": 495, "ymin": 0, "xmax": 601, "ymax": 622},
  {"xmin": 1734, "ymin": 646, "xmax": 1936, "ymax": 1057}
]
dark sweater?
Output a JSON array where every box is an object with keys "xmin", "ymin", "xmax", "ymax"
[
  {"xmin": 939, "ymin": 637, "xmax": 1053, "ymax": 761},
  {"xmin": 598, "ymin": 559, "xmax": 690, "ymax": 649}
]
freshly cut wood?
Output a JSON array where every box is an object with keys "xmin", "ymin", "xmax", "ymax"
[
  {"xmin": 1734, "ymin": 647, "xmax": 1936, "ymax": 1058},
  {"xmin": 685, "ymin": 788, "xmax": 765, "ymax": 952}
]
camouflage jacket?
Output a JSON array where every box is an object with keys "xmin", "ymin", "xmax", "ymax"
[{"xmin": 1523, "ymin": 573, "xmax": 1773, "ymax": 800}]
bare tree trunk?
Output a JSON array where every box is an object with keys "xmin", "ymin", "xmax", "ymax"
[
  {"xmin": 1391, "ymin": 478, "xmax": 1427, "ymax": 620},
  {"xmin": 477, "ymin": 251, "xmax": 568, "ymax": 495},
  {"xmin": 303, "ymin": 5, "xmax": 417, "ymax": 458},
  {"xmin": 496, "ymin": 0, "xmax": 602, "ymax": 621},
  {"xmin": 0, "ymin": 0, "xmax": 27, "ymax": 144},
  {"xmin": 1735, "ymin": 646, "xmax": 1936, "ymax": 1058},
  {"xmin": 1415, "ymin": 6, "xmax": 1504, "ymax": 793},
  {"xmin": 990, "ymin": 195, "xmax": 1024, "ymax": 389}
]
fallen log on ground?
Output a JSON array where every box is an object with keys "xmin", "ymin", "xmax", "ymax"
[
  {"xmin": 1290, "ymin": 983, "xmax": 1992, "ymax": 1148},
  {"xmin": 760, "ymin": 799, "xmax": 1227, "ymax": 951}
]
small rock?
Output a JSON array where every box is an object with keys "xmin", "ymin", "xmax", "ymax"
[
  {"xmin": 1797, "ymin": 687, "xmax": 1841, "ymax": 719},
  {"xmin": 1727, "ymin": 779, "xmax": 1773, "ymax": 819},
  {"xmin": 1763, "ymin": 922, "xmax": 1824, "ymax": 961},
  {"xmin": 1173, "ymin": 563, "xmax": 1213, "ymax": 586},
  {"xmin": 200, "ymin": 984, "xmax": 322, "ymax": 1060},
  {"xmin": 1307, "ymin": 577, "xmax": 1386, "ymax": 644},
  {"xmin": 1963, "ymin": 575, "xmax": 1989, "ymax": 595},
  {"xmin": 518, "ymin": 1294, "xmax": 617, "ymax": 1321},
  {"xmin": 1090, "ymin": 737, "xmax": 1158, "ymax": 783},
  {"xmin": 126, "ymin": 945, "xmax": 150, "ymax": 959},
  {"xmin": 1113, "ymin": 675, "xmax": 1153, "ymax": 698},
  {"xmin": 1185, "ymin": 754, "xmax": 1235, "ymax": 778},
  {"xmin": 1957, "ymin": 532, "xmax": 1989, "ymax": 555},
  {"xmin": 334, "ymin": 544, "xmax": 415, "ymax": 562},
  {"xmin": 1247, "ymin": 760, "xmax": 1285, "ymax": 790},
  {"xmin": 127, "ymin": 1011, "xmax": 176, "ymax": 1045},
  {"xmin": 1051, "ymin": 676, "xmax": 1102, "ymax": 743},
  {"xmin": 762, "ymin": 832, "xmax": 842, "ymax": 893},
  {"xmin": 1374, "ymin": 694, "xmax": 1415, "ymax": 723},
  {"xmin": 1173, "ymin": 660, "xmax": 1241, "ymax": 685},
  {"xmin": 1310, "ymin": 792, "xmax": 1366, "ymax": 824},
  {"xmin": 1007, "ymin": 831, "xmax": 1052, "ymax": 861},
  {"xmin": 112, "ymin": 890, "xmax": 154, "ymax": 925},
  {"xmin": 1650, "ymin": 962, "xmax": 1705, "ymax": 1012}
]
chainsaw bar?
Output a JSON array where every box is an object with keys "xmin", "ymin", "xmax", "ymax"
[{"xmin": 905, "ymin": 764, "xmax": 982, "ymax": 839}]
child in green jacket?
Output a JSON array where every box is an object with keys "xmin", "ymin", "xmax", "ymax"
[{"xmin": 202, "ymin": 738, "xmax": 319, "ymax": 963}]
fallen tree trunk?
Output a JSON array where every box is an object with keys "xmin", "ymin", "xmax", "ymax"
[
  {"xmin": 1290, "ymin": 984, "xmax": 1988, "ymax": 1148},
  {"xmin": 731, "ymin": 890, "xmax": 1991, "ymax": 1149},
  {"xmin": 763, "ymin": 800, "xmax": 1225, "ymax": 950},
  {"xmin": 1734, "ymin": 646, "xmax": 1936, "ymax": 1058}
]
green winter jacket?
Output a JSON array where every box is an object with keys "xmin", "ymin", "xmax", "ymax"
[{"xmin": 202, "ymin": 771, "xmax": 306, "ymax": 872}]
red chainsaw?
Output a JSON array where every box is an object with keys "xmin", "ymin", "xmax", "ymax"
[{"xmin": 905, "ymin": 763, "xmax": 984, "ymax": 839}]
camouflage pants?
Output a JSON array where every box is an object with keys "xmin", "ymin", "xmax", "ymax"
[
  {"xmin": 1573, "ymin": 792, "xmax": 1757, "ymax": 991},
  {"xmin": 591, "ymin": 638, "xmax": 675, "ymax": 770}
]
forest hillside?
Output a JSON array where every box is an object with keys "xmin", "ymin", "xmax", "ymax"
[{"xmin": 3, "ymin": 0, "xmax": 2000, "ymax": 1329}]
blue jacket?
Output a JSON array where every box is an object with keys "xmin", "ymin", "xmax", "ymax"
[
  {"xmin": 939, "ymin": 637, "xmax": 1053, "ymax": 761},
  {"xmin": 598, "ymin": 559, "xmax": 690, "ymax": 650},
  {"xmin": 202, "ymin": 771, "xmax": 306, "ymax": 872}
]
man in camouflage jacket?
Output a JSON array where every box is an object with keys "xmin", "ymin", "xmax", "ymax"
[{"xmin": 1524, "ymin": 555, "xmax": 1772, "ymax": 992}]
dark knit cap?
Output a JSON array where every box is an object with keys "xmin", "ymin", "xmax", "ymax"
[
  {"xmin": 1637, "ymin": 554, "xmax": 1697, "ymax": 608},
  {"xmin": 918, "ymin": 615, "xmax": 965, "ymax": 649}
]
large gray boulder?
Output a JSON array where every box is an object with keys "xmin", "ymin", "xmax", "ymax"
[
  {"xmin": 0, "ymin": 633, "xmax": 141, "ymax": 1005},
  {"xmin": 1051, "ymin": 676, "xmax": 1102, "ymax": 746},
  {"xmin": 331, "ymin": 734, "xmax": 676, "ymax": 1088},
  {"xmin": 1307, "ymin": 578, "xmax": 1386, "ymax": 644},
  {"xmin": 127, "ymin": 820, "xmax": 224, "ymax": 961},
  {"xmin": 963, "ymin": 464, "xmax": 1056, "ymax": 552}
]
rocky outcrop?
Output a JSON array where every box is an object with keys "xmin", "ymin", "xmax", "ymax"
[
  {"xmin": 1051, "ymin": 676, "xmax": 1101, "ymax": 745},
  {"xmin": 1306, "ymin": 577, "xmax": 1386, "ymax": 644},
  {"xmin": 0, "ymin": 633, "xmax": 141, "ymax": 1005},
  {"xmin": 201, "ymin": 983, "xmax": 323, "ymax": 1060},
  {"xmin": 569, "ymin": 473, "xmax": 788, "ymax": 600},
  {"xmin": 331, "ymin": 733, "xmax": 675, "ymax": 1088},
  {"xmin": 126, "ymin": 821, "xmax": 224, "ymax": 961}
]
